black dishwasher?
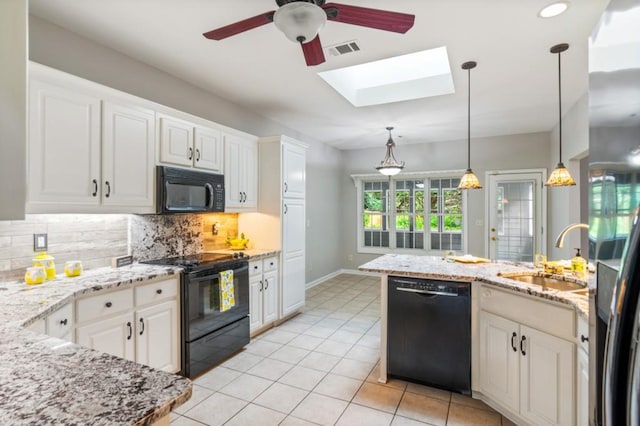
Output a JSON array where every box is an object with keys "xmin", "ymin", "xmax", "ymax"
[{"xmin": 388, "ymin": 276, "xmax": 471, "ymax": 394}]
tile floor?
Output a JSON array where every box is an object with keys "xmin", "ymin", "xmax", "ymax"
[{"xmin": 171, "ymin": 274, "xmax": 517, "ymax": 426}]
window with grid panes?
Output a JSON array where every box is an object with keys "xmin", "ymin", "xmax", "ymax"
[{"xmin": 355, "ymin": 174, "xmax": 466, "ymax": 253}]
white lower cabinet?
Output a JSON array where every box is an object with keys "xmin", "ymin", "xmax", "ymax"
[
  {"xmin": 75, "ymin": 278, "xmax": 180, "ymax": 373},
  {"xmin": 249, "ymin": 256, "xmax": 279, "ymax": 333},
  {"xmin": 45, "ymin": 302, "xmax": 74, "ymax": 342},
  {"xmin": 577, "ymin": 316, "xmax": 589, "ymax": 426},
  {"xmin": 479, "ymin": 309, "xmax": 575, "ymax": 425}
]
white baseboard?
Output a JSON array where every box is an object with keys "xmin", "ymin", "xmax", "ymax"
[{"xmin": 306, "ymin": 268, "xmax": 381, "ymax": 289}]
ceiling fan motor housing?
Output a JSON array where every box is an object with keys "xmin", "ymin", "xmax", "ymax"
[{"xmin": 276, "ymin": 0, "xmax": 326, "ymax": 7}]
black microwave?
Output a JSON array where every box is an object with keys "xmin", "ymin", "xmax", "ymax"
[{"xmin": 156, "ymin": 166, "xmax": 225, "ymax": 213}]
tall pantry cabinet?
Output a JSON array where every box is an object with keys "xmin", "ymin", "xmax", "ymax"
[{"xmin": 240, "ymin": 135, "xmax": 308, "ymax": 319}]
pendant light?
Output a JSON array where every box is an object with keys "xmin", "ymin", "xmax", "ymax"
[
  {"xmin": 458, "ymin": 61, "xmax": 482, "ymax": 190},
  {"xmin": 376, "ymin": 126, "xmax": 404, "ymax": 176},
  {"xmin": 545, "ymin": 43, "xmax": 576, "ymax": 187}
]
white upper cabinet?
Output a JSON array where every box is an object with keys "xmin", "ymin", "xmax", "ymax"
[
  {"xmin": 158, "ymin": 114, "xmax": 223, "ymax": 173},
  {"xmin": 102, "ymin": 101, "xmax": 155, "ymax": 209},
  {"xmin": 224, "ymin": 132, "xmax": 257, "ymax": 211},
  {"xmin": 28, "ymin": 78, "xmax": 101, "ymax": 208},
  {"xmin": 27, "ymin": 64, "xmax": 156, "ymax": 214},
  {"xmin": 282, "ymin": 142, "xmax": 306, "ymax": 199}
]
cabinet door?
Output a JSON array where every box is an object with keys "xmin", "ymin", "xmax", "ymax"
[
  {"xmin": 102, "ymin": 101, "xmax": 155, "ymax": 210},
  {"xmin": 159, "ymin": 115, "xmax": 193, "ymax": 167},
  {"xmin": 224, "ymin": 133, "xmax": 244, "ymax": 208},
  {"xmin": 281, "ymin": 254, "xmax": 305, "ymax": 318},
  {"xmin": 249, "ymin": 275, "xmax": 263, "ymax": 332},
  {"xmin": 76, "ymin": 312, "xmax": 135, "ymax": 362},
  {"xmin": 242, "ymin": 140, "xmax": 258, "ymax": 208},
  {"xmin": 479, "ymin": 311, "xmax": 520, "ymax": 413},
  {"xmin": 283, "ymin": 199, "xmax": 305, "ymax": 258},
  {"xmin": 194, "ymin": 126, "xmax": 223, "ymax": 172},
  {"xmin": 577, "ymin": 348, "xmax": 589, "ymax": 426},
  {"xmin": 519, "ymin": 325, "xmax": 575, "ymax": 426},
  {"xmin": 263, "ymin": 270, "xmax": 278, "ymax": 325},
  {"xmin": 46, "ymin": 302, "xmax": 74, "ymax": 341},
  {"xmin": 28, "ymin": 79, "xmax": 101, "ymax": 207},
  {"xmin": 136, "ymin": 300, "xmax": 180, "ymax": 373},
  {"xmin": 282, "ymin": 142, "xmax": 305, "ymax": 199}
]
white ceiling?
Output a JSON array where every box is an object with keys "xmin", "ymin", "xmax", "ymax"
[{"xmin": 29, "ymin": 0, "xmax": 608, "ymax": 149}]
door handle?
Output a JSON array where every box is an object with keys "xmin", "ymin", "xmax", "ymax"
[
  {"xmin": 395, "ymin": 287, "xmax": 456, "ymax": 297},
  {"xmin": 520, "ymin": 335, "xmax": 527, "ymax": 356},
  {"xmin": 188, "ymin": 147, "xmax": 193, "ymax": 160},
  {"xmin": 92, "ymin": 179, "xmax": 98, "ymax": 197},
  {"xmin": 491, "ymin": 228, "xmax": 496, "ymax": 232},
  {"xmin": 264, "ymin": 278, "xmax": 269, "ymax": 290},
  {"xmin": 491, "ymin": 236, "xmax": 497, "ymax": 241},
  {"xmin": 259, "ymin": 280, "xmax": 263, "ymax": 292},
  {"xmin": 126, "ymin": 322, "xmax": 132, "ymax": 340},
  {"xmin": 205, "ymin": 183, "xmax": 214, "ymax": 209},
  {"xmin": 284, "ymin": 204, "xmax": 288, "ymax": 214},
  {"xmin": 581, "ymin": 334, "xmax": 589, "ymax": 343},
  {"xmin": 60, "ymin": 318, "xmax": 68, "ymax": 326},
  {"xmin": 105, "ymin": 181, "xmax": 111, "ymax": 198},
  {"xmin": 511, "ymin": 332, "xmax": 518, "ymax": 352},
  {"xmin": 284, "ymin": 182, "xmax": 288, "ymax": 193},
  {"xmin": 139, "ymin": 318, "xmax": 145, "ymax": 336},
  {"xmin": 195, "ymin": 148, "xmax": 201, "ymax": 162}
]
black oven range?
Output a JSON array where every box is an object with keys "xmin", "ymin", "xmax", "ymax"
[{"xmin": 142, "ymin": 252, "xmax": 249, "ymax": 378}]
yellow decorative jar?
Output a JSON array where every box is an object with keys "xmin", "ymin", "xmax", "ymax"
[
  {"xmin": 64, "ymin": 260, "xmax": 83, "ymax": 277},
  {"xmin": 25, "ymin": 266, "xmax": 46, "ymax": 285},
  {"xmin": 32, "ymin": 252, "xmax": 56, "ymax": 280}
]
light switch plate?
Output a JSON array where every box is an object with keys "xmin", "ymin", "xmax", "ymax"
[{"xmin": 33, "ymin": 233, "xmax": 48, "ymax": 251}]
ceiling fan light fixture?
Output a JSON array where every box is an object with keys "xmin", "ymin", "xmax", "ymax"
[
  {"xmin": 458, "ymin": 61, "xmax": 482, "ymax": 190},
  {"xmin": 376, "ymin": 127, "xmax": 404, "ymax": 176},
  {"xmin": 273, "ymin": 2, "xmax": 327, "ymax": 43},
  {"xmin": 545, "ymin": 43, "xmax": 577, "ymax": 187}
]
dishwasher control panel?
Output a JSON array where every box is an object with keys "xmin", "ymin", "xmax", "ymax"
[{"xmin": 390, "ymin": 277, "xmax": 470, "ymax": 296}]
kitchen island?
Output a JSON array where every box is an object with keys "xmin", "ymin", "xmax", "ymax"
[
  {"xmin": 360, "ymin": 254, "xmax": 589, "ymax": 426},
  {"xmin": 0, "ymin": 264, "xmax": 192, "ymax": 425}
]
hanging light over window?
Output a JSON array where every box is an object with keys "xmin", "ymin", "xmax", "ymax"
[
  {"xmin": 458, "ymin": 61, "xmax": 482, "ymax": 190},
  {"xmin": 376, "ymin": 127, "xmax": 404, "ymax": 176},
  {"xmin": 546, "ymin": 43, "xmax": 576, "ymax": 187}
]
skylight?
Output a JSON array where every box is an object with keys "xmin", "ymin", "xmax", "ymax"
[{"xmin": 317, "ymin": 46, "xmax": 454, "ymax": 107}]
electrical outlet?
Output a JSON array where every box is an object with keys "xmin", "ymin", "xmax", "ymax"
[{"xmin": 33, "ymin": 233, "xmax": 48, "ymax": 251}]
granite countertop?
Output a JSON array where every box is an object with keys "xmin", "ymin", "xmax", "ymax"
[
  {"xmin": 207, "ymin": 248, "xmax": 280, "ymax": 261},
  {"xmin": 359, "ymin": 254, "xmax": 589, "ymax": 318},
  {"xmin": 0, "ymin": 264, "xmax": 192, "ymax": 425}
]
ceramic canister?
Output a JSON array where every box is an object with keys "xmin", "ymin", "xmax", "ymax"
[
  {"xmin": 25, "ymin": 266, "xmax": 46, "ymax": 285},
  {"xmin": 64, "ymin": 260, "xmax": 83, "ymax": 277},
  {"xmin": 32, "ymin": 252, "xmax": 56, "ymax": 280}
]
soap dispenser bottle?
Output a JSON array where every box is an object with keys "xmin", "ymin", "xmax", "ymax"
[{"xmin": 571, "ymin": 248, "xmax": 587, "ymax": 280}]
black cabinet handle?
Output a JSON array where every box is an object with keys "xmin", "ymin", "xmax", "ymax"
[
  {"xmin": 195, "ymin": 148, "xmax": 201, "ymax": 161},
  {"xmin": 139, "ymin": 318, "xmax": 145, "ymax": 336},
  {"xmin": 105, "ymin": 181, "xmax": 111, "ymax": 198},
  {"xmin": 188, "ymin": 147, "xmax": 193, "ymax": 160},
  {"xmin": 259, "ymin": 280, "xmax": 263, "ymax": 292},
  {"xmin": 92, "ymin": 179, "xmax": 98, "ymax": 197},
  {"xmin": 254, "ymin": 265, "xmax": 258, "ymax": 270},
  {"xmin": 264, "ymin": 278, "xmax": 269, "ymax": 290},
  {"xmin": 520, "ymin": 335, "xmax": 527, "ymax": 356},
  {"xmin": 284, "ymin": 182, "xmax": 288, "ymax": 193},
  {"xmin": 511, "ymin": 332, "xmax": 518, "ymax": 352},
  {"xmin": 127, "ymin": 322, "xmax": 132, "ymax": 340},
  {"xmin": 60, "ymin": 318, "xmax": 68, "ymax": 326},
  {"xmin": 105, "ymin": 302, "xmax": 112, "ymax": 308},
  {"xmin": 581, "ymin": 334, "xmax": 589, "ymax": 343},
  {"xmin": 156, "ymin": 289, "xmax": 163, "ymax": 295},
  {"xmin": 284, "ymin": 204, "xmax": 288, "ymax": 214},
  {"xmin": 270, "ymin": 262, "xmax": 274, "ymax": 266}
]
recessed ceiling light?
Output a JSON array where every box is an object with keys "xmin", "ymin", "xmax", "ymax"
[{"xmin": 538, "ymin": 1, "xmax": 570, "ymax": 18}]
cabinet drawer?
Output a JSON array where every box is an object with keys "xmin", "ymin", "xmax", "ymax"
[
  {"xmin": 46, "ymin": 303, "xmax": 74, "ymax": 339},
  {"xmin": 76, "ymin": 288, "xmax": 134, "ymax": 324},
  {"xmin": 480, "ymin": 284, "xmax": 575, "ymax": 340},
  {"xmin": 578, "ymin": 315, "xmax": 589, "ymax": 353},
  {"xmin": 135, "ymin": 278, "xmax": 178, "ymax": 307},
  {"xmin": 263, "ymin": 257, "xmax": 278, "ymax": 273},
  {"xmin": 250, "ymin": 261, "xmax": 263, "ymax": 277}
]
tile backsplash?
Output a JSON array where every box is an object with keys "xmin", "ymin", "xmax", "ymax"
[
  {"xmin": 0, "ymin": 213, "xmax": 240, "ymax": 280},
  {"xmin": 0, "ymin": 214, "xmax": 129, "ymax": 280}
]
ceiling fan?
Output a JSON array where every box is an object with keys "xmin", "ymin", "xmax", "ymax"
[{"xmin": 203, "ymin": 0, "xmax": 415, "ymax": 66}]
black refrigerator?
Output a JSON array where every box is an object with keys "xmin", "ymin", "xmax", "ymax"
[{"xmin": 589, "ymin": 0, "xmax": 640, "ymax": 423}]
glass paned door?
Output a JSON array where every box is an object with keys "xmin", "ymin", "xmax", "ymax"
[{"xmin": 487, "ymin": 172, "xmax": 544, "ymax": 261}]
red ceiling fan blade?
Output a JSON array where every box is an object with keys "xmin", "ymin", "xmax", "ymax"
[
  {"xmin": 301, "ymin": 35, "xmax": 326, "ymax": 66},
  {"xmin": 322, "ymin": 3, "xmax": 415, "ymax": 33},
  {"xmin": 203, "ymin": 11, "xmax": 275, "ymax": 40}
]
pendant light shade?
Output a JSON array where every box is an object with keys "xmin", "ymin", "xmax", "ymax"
[
  {"xmin": 546, "ymin": 43, "xmax": 576, "ymax": 187},
  {"xmin": 273, "ymin": 2, "xmax": 327, "ymax": 43},
  {"xmin": 458, "ymin": 61, "xmax": 482, "ymax": 190},
  {"xmin": 376, "ymin": 127, "xmax": 404, "ymax": 176}
]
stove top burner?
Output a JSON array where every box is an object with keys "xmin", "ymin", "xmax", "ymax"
[{"xmin": 141, "ymin": 252, "xmax": 246, "ymax": 271}]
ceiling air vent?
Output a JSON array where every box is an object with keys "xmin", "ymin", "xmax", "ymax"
[{"xmin": 327, "ymin": 40, "xmax": 361, "ymax": 57}]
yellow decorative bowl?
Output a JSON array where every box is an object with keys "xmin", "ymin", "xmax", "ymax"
[{"xmin": 25, "ymin": 266, "xmax": 46, "ymax": 285}]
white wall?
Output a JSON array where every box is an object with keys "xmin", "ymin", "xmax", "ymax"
[
  {"xmin": 340, "ymin": 132, "xmax": 551, "ymax": 269},
  {"xmin": 28, "ymin": 16, "xmax": 344, "ymax": 283},
  {"xmin": 547, "ymin": 94, "xmax": 589, "ymax": 260},
  {"xmin": 0, "ymin": 0, "xmax": 27, "ymax": 220}
]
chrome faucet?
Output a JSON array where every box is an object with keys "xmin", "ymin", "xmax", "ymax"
[{"xmin": 555, "ymin": 223, "xmax": 589, "ymax": 248}]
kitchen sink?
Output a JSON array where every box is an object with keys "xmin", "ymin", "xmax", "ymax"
[{"xmin": 499, "ymin": 273, "xmax": 587, "ymax": 292}]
